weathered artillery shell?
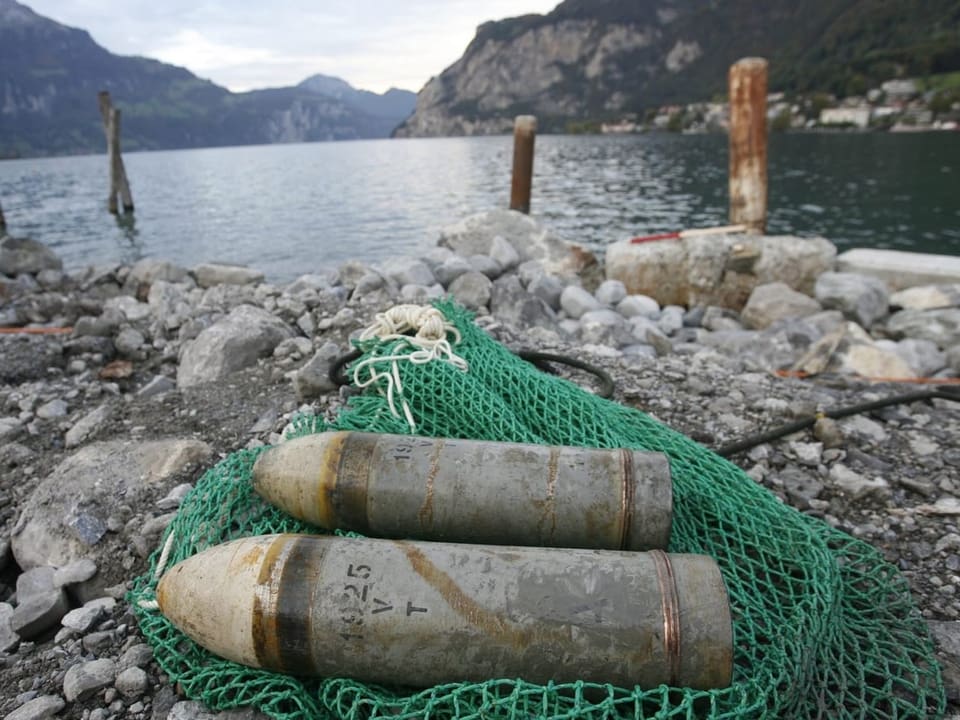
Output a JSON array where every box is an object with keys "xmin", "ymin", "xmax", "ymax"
[
  {"xmin": 252, "ymin": 432, "xmax": 672, "ymax": 550},
  {"xmin": 156, "ymin": 534, "xmax": 733, "ymax": 689}
]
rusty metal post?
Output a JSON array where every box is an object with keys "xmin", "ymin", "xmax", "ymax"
[
  {"xmin": 253, "ymin": 432, "xmax": 673, "ymax": 550},
  {"xmin": 97, "ymin": 91, "xmax": 134, "ymax": 214},
  {"xmin": 158, "ymin": 534, "xmax": 734, "ymax": 689},
  {"xmin": 728, "ymin": 58, "xmax": 768, "ymax": 233},
  {"xmin": 509, "ymin": 115, "xmax": 536, "ymax": 213}
]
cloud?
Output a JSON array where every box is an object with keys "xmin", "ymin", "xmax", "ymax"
[{"xmin": 24, "ymin": 0, "xmax": 560, "ymax": 93}]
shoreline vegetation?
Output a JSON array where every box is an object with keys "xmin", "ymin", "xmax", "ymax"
[
  {"xmin": 588, "ymin": 73, "xmax": 960, "ymax": 136},
  {"xmin": 1, "ymin": 211, "xmax": 960, "ymax": 716}
]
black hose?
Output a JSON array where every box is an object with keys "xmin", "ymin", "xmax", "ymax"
[
  {"xmin": 716, "ymin": 385, "xmax": 960, "ymax": 457},
  {"xmin": 329, "ymin": 348, "xmax": 615, "ymax": 398}
]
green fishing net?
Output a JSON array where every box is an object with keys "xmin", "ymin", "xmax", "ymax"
[{"xmin": 130, "ymin": 301, "xmax": 945, "ymax": 719}]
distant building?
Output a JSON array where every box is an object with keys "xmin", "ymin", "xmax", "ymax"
[
  {"xmin": 601, "ymin": 120, "xmax": 637, "ymax": 134},
  {"xmin": 881, "ymin": 79, "xmax": 919, "ymax": 102},
  {"xmin": 819, "ymin": 107, "xmax": 871, "ymax": 128}
]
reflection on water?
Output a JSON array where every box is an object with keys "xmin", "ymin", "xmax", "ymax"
[
  {"xmin": 113, "ymin": 211, "xmax": 142, "ymax": 265},
  {"xmin": 0, "ymin": 133, "xmax": 957, "ymax": 282}
]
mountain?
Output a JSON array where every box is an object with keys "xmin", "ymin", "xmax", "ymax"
[
  {"xmin": 0, "ymin": 0, "xmax": 416, "ymax": 157},
  {"xmin": 395, "ymin": 0, "xmax": 960, "ymax": 136}
]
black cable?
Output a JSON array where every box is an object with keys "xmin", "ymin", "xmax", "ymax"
[
  {"xmin": 515, "ymin": 350, "xmax": 615, "ymax": 399},
  {"xmin": 716, "ymin": 385, "xmax": 960, "ymax": 457},
  {"xmin": 329, "ymin": 348, "xmax": 615, "ymax": 398}
]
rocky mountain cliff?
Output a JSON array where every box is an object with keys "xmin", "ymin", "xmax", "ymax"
[
  {"xmin": 395, "ymin": 0, "xmax": 960, "ymax": 136},
  {"xmin": 0, "ymin": 0, "xmax": 416, "ymax": 157}
]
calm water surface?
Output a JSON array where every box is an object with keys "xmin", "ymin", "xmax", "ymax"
[{"xmin": 0, "ymin": 133, "xmax": 957, "ymax": 283}]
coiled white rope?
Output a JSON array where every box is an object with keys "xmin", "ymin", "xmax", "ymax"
[
  {"xmin": 136, "ymin": 530, "xmax": 177, "ymax": 610},
  {"xmin": 352, "ymin": 305, "xmax": 468, "ymax": 431}
]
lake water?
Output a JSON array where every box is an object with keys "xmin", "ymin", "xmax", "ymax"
[{"xmin": 1, "ymin": 133, "xmax": 958, "ymax": 283}]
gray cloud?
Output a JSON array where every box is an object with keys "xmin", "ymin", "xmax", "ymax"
[{"xmin": 24, "ymin": 0, "xmax": 558, "ymax": 92}]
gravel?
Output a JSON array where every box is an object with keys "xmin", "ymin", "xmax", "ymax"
[{"xmin": 1, "ymin": 212, "xmax": 958, "ymax": 718}]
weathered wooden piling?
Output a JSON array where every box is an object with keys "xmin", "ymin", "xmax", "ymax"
[
  {"xmin": 728, "ymin": 58, "xmax": 768, "ymax": 233},
  {"xmin": 97, "ymin": 91, "xmax": 134, "ymax": 214},
  {"xmin": 0, "ymin": 199, "xmax": 6, "ymax": 235},
  {"xmin": 509, "ymin": 115, "xmax": 536, "ymax": 214}
]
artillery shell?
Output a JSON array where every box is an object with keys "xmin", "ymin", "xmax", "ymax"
[
  {"xmin": 156, "ymin": 534, "xmax": 733, "ymax": 689},
  {"xmin": 252, "ymin": 432, "xmax": 672, "ymax": 550}
]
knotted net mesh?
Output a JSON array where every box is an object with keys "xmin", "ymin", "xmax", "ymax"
[{"xmin": 130, "ymin": 301, "xmax": 945, "ymax": 719}]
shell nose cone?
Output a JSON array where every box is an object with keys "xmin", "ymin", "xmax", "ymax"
[
  {"xmin": 251, "ymin": 446, "xmax": 283, "ymax": 497},
  {"xmin": 156, "ymin": 535, "xmax": 279, "ymax": 669}
]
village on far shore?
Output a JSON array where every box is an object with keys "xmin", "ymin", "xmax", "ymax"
[{"xmin": 598, "ymin": 75, "xmax": 960, "ymax": 135}]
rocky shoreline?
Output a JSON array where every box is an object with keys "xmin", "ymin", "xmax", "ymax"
[{"xmin": 1, "ymin": 210, "xmax": 960, "ymax": 719}]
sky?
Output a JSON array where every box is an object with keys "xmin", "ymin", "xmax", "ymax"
[{"xmin": 24, "ymin": 0, "xmax": 560, "ymax": 94}]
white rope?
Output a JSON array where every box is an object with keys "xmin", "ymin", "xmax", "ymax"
[
  {"xmin": 352, "ymin": 305, "xmax": 468, "ymax": 431},
  {"xmin": 136, "ymin": 530, "xmax": 177, "ymax": 610}
]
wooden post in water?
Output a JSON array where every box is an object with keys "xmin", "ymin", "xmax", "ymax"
[
  {"xmin": 728, "ymin": 58, "xmax": 768, "ymax": 233},
  {"xmin": 509, "ymin": 115, "xmax": 536, "ymax": 214},
  {"xmin": 97, "ymin": 91, "xmax": 134, "ymax": 214},
  {"xmin": 0, "ymin": 199, "xmax": 6, "ymax": 235}
]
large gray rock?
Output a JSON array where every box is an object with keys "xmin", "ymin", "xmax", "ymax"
[
  {"xmin": 448, "ymin": 271, "xmax": 493, "ymax": 311},
  {"xmin": 292, "ymin": 342, "xmax": 341, "ymax": 401},
  {"xmin": 11, "ymin": 440, "xmax": 211, "ymax": 593},
  {"xmin": 0, "ymin": 236, "xmax": 63, "ymax": 276},
  {"xmin": 467, "ymin": 254, "xmax": 502, "ymax": 280},
  {"xmin": 0, "ymin": 602, "xmax": 17, "ymax": 652},
  {"xmin": 890, "ymin": 284, "xmax": 960, "ymax": 310},
  {"xmin": 617, "ymin": 294, "xmax": 660, "ymax": 319},
  {"xmin": 793, "ymin": 322, "xmax": 914, "ymax": 378},
  {"xmin": 580, "ymin": 309, "xmax": 632, "ymax": 347},
  {"xmin": 178, "ymin": 305, "xmax": 293, "ymax": 388},
  {"xmin": 439, "ymin": 210, "xmax": 597, "ymax": 279},
  {"xmin": 948, "ymin": 344, "xmax": 960, "ymax": 373},
  {"xmin": 284, "ymin": 271, "xmax": 339, "ymax": 295},
  {"xmin": 126, "ymin": 258, "xmax": 190, "ymax": 287},
  {"xmin": 814, "ymin": 272, "xmax": 889, "ymax": 327},
  {"xmin": 701, "ymin": 317, "xmax": 825, "ymax": 372},
  {"xmin": 594, "ymin": 279, "xmax": 627, "ymax": 306},
  {"xmin": 16, "ymin": 565, "xmax": 57, "ymax": 603},
  {"xmin": 489, "ymin": 235, "xmax": 521, "ymax": 271},
  {"xmin": 885, "ymin": 338, "xmax": 947, "ymax": 377},
  {"xmin": 606, "ymin": 234, "xmax": 836, "ymax": 310},
  {"xmin": 526, "ymin": 274, "xmax": 564, "ymax": 311},
  {"xmin": 192, "ymin": 263, "xmax": 264, "ymax": 288},
  {"xmin": 741, "ymin": 282, "xmax": 822, "ymax": 330},
  {"xmin": 559, "ymin": 285, "xmax": 603, "ymax": 319},
  {"xmin": 103, "ymin": 295, "xmax": 153, "ymax": 323},
  {"xmin": 11, "ymin": 588, "xmax": 70, "ymax": 639},
  {"xmin": 886, "ymin": 308, "xmax": 960, "ymax": 349},
  {"xmin": 490, "ymin": 276, "xmax": 557, "ymax": 331},
  {"xmin": 836, "ymin": 248, "xmax": 960, "ymax": 291},
  {"xmin": 433, "ymin": 256, "xmax": 473, "ymax": 288},
  {"xmin": 377, "ymin": 257, "xmax": 436, "ymax": 288}
]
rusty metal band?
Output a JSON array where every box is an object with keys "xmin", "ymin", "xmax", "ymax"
[
  {"xmin": 618, "ymin": 449, "xmax": 636, "ymax": 550},
  {"xmin": 650, "ymin": 549, "xmax": 681, "ymax": 686}
]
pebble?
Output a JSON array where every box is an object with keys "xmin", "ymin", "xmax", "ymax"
[
  {"xmin": 34, "ymin": 399, "xmax": 68, "ymax": 420},
  {"xmin": 12, "ymin": 591, "xmax": 69, "ymax": 639},
  {"xmin": 2, "ymin": 695, "xmax": 65, "ymax": 720},
  {"xmin": 114, "ymin": 666, "xmax": 149, "ymax": 698},
  {"xmin": 60, "ymin": 606, "xmax": 103, "ymax": 633},
  {"xmin": 62, "ymin": 658, "xmax": 117, "ymax": 702},
  {"xmin": 0, "ymin": 602, "xmax": 18, "ymax": 652},
  {"xmin": 52, "ymin": 558, "xmax": 98, "ymax": 588}
]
